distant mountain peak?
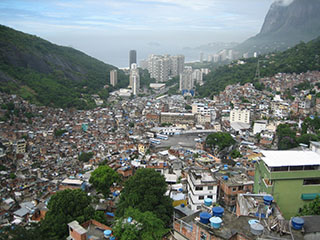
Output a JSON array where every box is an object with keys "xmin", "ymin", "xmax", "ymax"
[{"xmin": 234, "ymin": 0, "xmax": 320, "ymax": 56}]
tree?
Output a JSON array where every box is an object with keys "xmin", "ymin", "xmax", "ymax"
[
  {"xmin": 276, "ymin": 124, "xmax": 298, "ymax": 150},
  {"xmin": 230, "ymin": 149, "xmax": 242, "ymax": 159},
  {"xmin": 89, "ymin": 165, "xmax": 120, "ymax": 196},
  {"xmin": 39, "ymin": 189, "xmax": 95, "ymax": 240},
  {"xmin": 113, "ymin": 207, "xmax": 168, "ymax": 240},
  {"xmin": 205, "ymin": 132, "xmax": 235, "ymax": 152},
  {"xmin": 79, "ymin": 152, "xmax": 94, "ymax": 162},
  {"xmin": 116, "ymin": 168, "xmax": 173, "ymax": 226},
  {"xmin": 299, "ymin": 196, "xmax": 320, "ymax": 216}
]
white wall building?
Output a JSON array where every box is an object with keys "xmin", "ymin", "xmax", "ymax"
[
  {"xmin": 179, "ymin": 67, "xmax": 193, "ymax": 91},
  {"xmin": 230, "ymin": 109, "xmax": 250, "ymax": 124},
  {"xmin": 187, "ymin": 170, "xmax": 218, "ymax": 211}
]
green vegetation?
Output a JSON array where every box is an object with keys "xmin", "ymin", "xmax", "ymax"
[
  {"xmin": 197, "ymin": 37, "xmax": 320, "ymax": 98},
  {"xmin": 89, "ymin": 165, "xmax": 120, "ymax": 196},
  {"xmin": 139, "ymin": 68, "xmax": 156, "ymax": 87},
  {"xmin": 113, "ymin": 207, "xmax": 168, "ymax": 240},
  {"xmin": 299, "ymin": 196, "xmax": 320, "ymax": 216},
  {"xmin": 230, "ymin": 149, "xmax": 242, "ymax": 159},
  {"xmin": 54, "ymin": 128, "xmax": 67, "ymax": 137},
  {"xmin": 205, "ymin": 132, "xmax": 236, "ymax": 152},
  {"xmin": 116, "ymin": 168, "xmax": 173, "ymax": 226},
  {"xmin": 276, "ymin": 119, "xmax": 320, "ymax": 150},
  {"xmin": 0, "ymin": 25, "xmax": 129, "ymax": 109},
  {"xmin": 79, "ymin": 152, "xmax": 94, "ymax": 162}
]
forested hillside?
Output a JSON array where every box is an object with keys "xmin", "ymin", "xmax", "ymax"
[
  {"xmin": 0, "ymin": 25, "xmax": 128, "ymax": 109},
  {"xmin": 197, "ymin": 37, "xmax": 320, "ymax": 98}
]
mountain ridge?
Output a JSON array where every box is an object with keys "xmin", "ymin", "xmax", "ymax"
[{"xmin": 0, "ymin": 25, "xmax": 128, "ymax": 109}]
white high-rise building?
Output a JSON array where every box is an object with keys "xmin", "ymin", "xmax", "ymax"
[
  {"xmin": 129, "ymin": 63, "xmax": 140, "ymax": 95},
  {"xmin": 192, "ymin": 69, "xmax": 203, "ymax": 85},
  {"xmin": 147, "ymin": 55, "xmax": 170, "ymax": 82},
  {"xmin": 179, "ymin": 67, "xmax": 193, "ymax": 91},
  {"xmin": 145, "ymin": 54, "xmax": 185, "ymax": 82},
  {"xmin": 230, "ymin": 109, "xmax": 251, "ymax": 124},
  {"xmin": 110, "ymin": 69, "xmax": 117, "ymax": 87},
  {"xmin": 170, "ymin": 55, "xmax": 185, "ymax": 77}
]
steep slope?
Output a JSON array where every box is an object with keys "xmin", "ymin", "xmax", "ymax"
[
  {"xmin": 197, "ymin": 37, "xmax": 320, "ymax": 97},
  {"xmin": 235, "ymin": 0, "xmax": 320, "ymax": 56},
  {"xmin": 0, "ymin": 25, "xmax": 128, "ymax": 109}
]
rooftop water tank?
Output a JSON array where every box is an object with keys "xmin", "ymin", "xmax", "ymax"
[
  {"xmin": 204, "ymin": 198, "xmax": 213, "ymax": 207},
  {"xmin": 263, "ymin": 196, "xmax": 274, "ymax": 206},
  {"xmin": 223, "ymin": 176, "xmax": 229, "ymax": 181},
  {"xmin": 199, "ymin": 212, "xmax": 211, "ymax": 224},
  {"xmin": 223, "ymin": 165, "xmax": 228, "ymax": 170},
  {"xmin": 291, "ymin": 217, "xmax": 304, "ymax": 230},
  {"xmin": 180, "ymin": 203, "xmax": 185, "ymax": 208},
  {"xmin": 212, "ymin": 207, "xmax": 224, "ymax": 217},
  {"xmin": 236, "ymin": 162, "xmax": 241, "ymax": 166},
  {"xmin": 104, "ymin": 230, "xmax": 112, "ymax": 238},
  {"xmin": 248, "ymin": 219, "xmax": 260, "ymax": 225},
  {"xmin": 210, "ymin": 217, "xmax": 222, "ymax": 229},
  {"xmin": 250, "ymin": 223, "xmax": 264, "ymax": 235}
]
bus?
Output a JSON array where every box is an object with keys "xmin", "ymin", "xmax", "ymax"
[
  {"xmin": 150, "ymin": 138, "xmax": 161, "ymax": 145},
  {"xmin": 156, "ymin": 134, "xmax": 168, "ymax": 140}
]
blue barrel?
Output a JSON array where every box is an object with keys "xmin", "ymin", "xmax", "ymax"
[
  {"xmin": 263, "ymin": 196, "xmax": 274, "ymax": 206},
  {"xmin": 212, "ymin": 207, "xmax": 224, "ymax": 217},
  {"xmin": 104, "ymin": 230, "xmax": 112, "ymax": 237},
  {"xmin": 223, "ymin": 176, "xmax": 229, "ymax": 181},
  {"xmin": 291, "ymin": 217, "xmax": 304, "ymax": 230},
  {"xmin": 204, "ymin": 198, "xmax": 212, "ymax": 206},
  {"xmin": 210, "ymin": 217, "xmax": 222, "ymax": 229},
  {"xmin": 199, "ymin": 212, "xmax": 211, "ymax": 224}
]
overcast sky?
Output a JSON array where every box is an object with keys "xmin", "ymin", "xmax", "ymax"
[{"xmin": 0, "ymin": 0, "xmax": 276, "ymax": 67}]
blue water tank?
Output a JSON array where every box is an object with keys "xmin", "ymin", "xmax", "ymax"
[
  {"xmin": 204, "ymin": 198, "xmax": 213, "ymax": 206},
  {"xmin": 236, "ymin": 162, "xmax": 241, "ymax": 166},
  {"xmin": 110, "ymin": 237, "xmax": 115, "ymax": 240},
  {"xmin": 210, "ymin": 217, "xmax": 222, "ymax": 229},
  {"xmin": 223, "ymin": 176, "xmax": 229, "ymax": 181},
  {"xmin": 181, "ymin": 203, "xmax": 185, "ymax": 208},
  {"xmin": 127, "ymin": 217, "xmax": 133, "ymax": 223},
  {"xmin": 291, "ymin": 217, "xmax": 304, "ymax": 230},
  {"xmin": 179, "ymin": 188, "xmax": 183, "ymax": 192},
  {"xmin": 223, "ymin": 165, "xmax": 228, "ymax": 170},
  {"xmin": 104, "ymin": 230, "xmax": 112, "ymax": 237},
  {"xmin": 212, "ymin": 207, "xmax": 224, "ymax": 217},
  {"xmin": 263, "ymin": 196, "xmax": 274, "ymax": 206},
  {"xmin": 199, "ymin": 212, "xmax": 211, "ymax": 224},
  {"xmin": 255, "ymin": 212, "xmax": 266, "ymax": 218}
]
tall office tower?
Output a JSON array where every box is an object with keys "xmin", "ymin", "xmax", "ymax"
[
  {"xmin": 179, "ymin": 67, "xmax": 193, "ymax": 91},
  {"xmin": 170, "ymin": 55, "xmax": 185, "ymax": 77},
  {"xmin": 129, "ymin": 63, "xmax": 140, "ymax": 93},
  {"xmin": 129, "ymin": 50, "xmax": 137, "ymax": 69},
  {"xmin": 110, "ymin": 69, "xmax": 117, "ymax": 87}
]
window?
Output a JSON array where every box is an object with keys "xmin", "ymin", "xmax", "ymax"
[
  {"xmin": 232, "ymin": 187, "xmax": 237, "ymax": 192},
  {"xmin": 238, "ymin": 186, "xmax": 243, "ymax": 190},
  {"xmin": 207, "ymin": 195, "xmax": 213, "ymax": 199},
  {"xmin": 208, "ymin": 186, "xmax": 213, "ymax": 190},
  {"xmin": 195, "ymin": 186, "xmax": 203, "ymax": 191},
  {"xmin": 231, "ymin": 197, "xmax": 236, "ymax": 201},
  {"xmin": 199, "ymin": 196, "xmax": 204, "ymax": 200},
  {"xmin": 290, "ymin": 166, "xmax": 303, "ymax": 171},
  {"xmin": 303, "ymin": 178, "xmax": 320, "ymax": 185}
]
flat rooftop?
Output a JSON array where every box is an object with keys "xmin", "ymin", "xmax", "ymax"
[{"xmin": 261, "ymin": 150, "xmax": 320, "ymax": 167}]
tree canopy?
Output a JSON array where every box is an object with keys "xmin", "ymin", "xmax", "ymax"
[
  {"xmin": 113, "ymin": 207, "xmax": 168, "ymax": 240},
  {"xmin": 299, "ymin": 196, "xmax": 320, "ymax": 216},
  {"xmin": 89, "ymin": 165, "xmax": 120, "ymax": 196},
  {"xmin": 79, "ymin": 152, "xmax": 94, "ymax": 162},
  {"xmin": 205, "ymin": 132, "xmax": 235, "ymax": 152},
  {"xmin": 116, "ymin": 168, "xmax": 173, "ymax": 226},
  {"xmin": 39, "ymin": 189, "xmax": 95, "ymax": 240}
]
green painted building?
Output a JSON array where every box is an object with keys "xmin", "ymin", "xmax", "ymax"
[{"xmin": 254, "ymin": 150, "xmax": 320, "ymax": 219}]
